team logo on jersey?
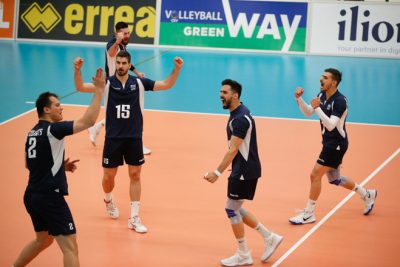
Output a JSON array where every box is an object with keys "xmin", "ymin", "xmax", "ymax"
[
  {"xmin": 326, "ymin": 104, "xmax": 331, "ymax": 110},
  {"xmin": 130, "ymin": 84, "xmax": 137, "ymax": 91}
]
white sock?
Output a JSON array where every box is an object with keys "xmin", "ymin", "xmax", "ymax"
[
  {"xmin": 104, "ymin": 193, "xmax": 112, "ymax": 202},
  {"xmin": 130, "ymin": 201, "xmax": 140, "ymax": 218},
  {"xmin": 237, "ymin": 237, "xmax": 249, "ymax": 253},
  {"xmin": 305, "ymin": 199, "xmax": 316, "ymax": 214},
  {"xmin": 255, "ymin": 223, "xmax": 271, "ymax": 239},
  {"xmin": 353, "ymin": 184, "xmax": 367, "ymax": 198}
]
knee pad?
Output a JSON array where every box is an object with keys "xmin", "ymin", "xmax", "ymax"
[
  {"xmin": 327, "ymin": 169, "xmax": 340, "ymax": 185},
  {"xmin": 225, "ymin": 199, "xmax": 244, "ymax": 224}
]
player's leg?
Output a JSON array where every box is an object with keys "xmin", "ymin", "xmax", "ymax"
[
  {"xmin": 289, "ymin": 162, "xmax": 330, "ymax": 225},
  {"xmin": 326, "ymin": 168, "xmax": 377, "ymax": 215},
  {"xmin": 54, "ymin": 234, "xmax": 79, "ymax": 267},
  {"xmin": 221, "ymin": 198, "xmax": 253, "ymax": 267},
  {"xmin": 127, "ymin": 164, "xmax": 148, "ymax": 233},
  {"xmin": 240, "ymin": 178, "xmax": 283, "ymax": 262},
  {"xmin": 125, "ymin": 138, "xmax": 147, "ymax": 233},
  {"xmin": 102, "ymin": 167, "xmax": 119, "ymax": 219},
  {"xmin": 13, "ymin": 231, "xmax": 54, "ymax": 267},
  {"xmin": 88, "ymin": 118, "xmax": 105, "ymax": 146},
  {"xmin": 240, "ymin": 209, "xmax": 283, "ymax": 262},
  {"xmin": 102, "ymin": 138, "xmax": 123, "ymax": 219}
]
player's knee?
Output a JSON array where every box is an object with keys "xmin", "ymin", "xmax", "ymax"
[
  {"xmin": 225, "ymin": 208, "xmax": 242, "ymax": 224},
  {"xmin": 327, "ymin": 169, "xmax": 342, "ymax": 186}
]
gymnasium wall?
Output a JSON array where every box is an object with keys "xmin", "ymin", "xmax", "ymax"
[{"xmin": 0, "ymin": 0, "xmax": 399, "ymax": 58}]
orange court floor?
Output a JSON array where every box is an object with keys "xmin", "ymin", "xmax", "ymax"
[{"xmin": 0, "ymin": 106, "xmax": 399, "ymax": 267}]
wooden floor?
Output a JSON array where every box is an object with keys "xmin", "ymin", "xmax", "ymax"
[{"xmin": 1, "ymin": 107, "xmax": 399, "ymax": 266}]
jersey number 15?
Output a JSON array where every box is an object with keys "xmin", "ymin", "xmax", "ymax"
[{"xmin": 116, "ymin": 104, "xmax": 130, "ymax": 119}]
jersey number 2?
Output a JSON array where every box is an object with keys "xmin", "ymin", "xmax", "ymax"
[
  {"xmin": 27, "ymin": 137, "xmax": 37, "ymax": 158},
  {"xmin": 116, "ymin": 104, "xmax": 130, "ymax": 119}
]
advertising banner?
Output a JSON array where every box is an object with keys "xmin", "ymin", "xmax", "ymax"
[
  {"xmin": 0, "ymin": 0, "xmax": 15, "ymax": 38},
  {"xmin": 17, "ymin": 0, "xmax": 156, "ymax": 44},
  {"xmin": 159, "ymin": 0, "xmax": 308, "ymax": 52},
  {"xmin": 309, "ymin": 3, "xmax": 400, "ymax": 58}
]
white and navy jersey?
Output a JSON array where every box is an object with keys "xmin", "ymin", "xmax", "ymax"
[
  {"xmin": 317, "ymin": 90, "xmax": 349, "ymax": 149},
  {"xmin": 25, "ymin": 120, "xmax": 73, "ymax": 195},
  {"xmin": 227, "ymin": 104, "xmax": 261, "ymax": 180},
  {"xmin": 104, "ymin": 75, "xmax": 155, "ymax": 139},
  {"xmin": 105, "ymin": 36, "xmax": 135, "ymax": 77}
]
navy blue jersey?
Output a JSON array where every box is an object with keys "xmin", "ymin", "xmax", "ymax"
[
  {"xmin": 25, "ymin": 120, "xmax": 73, "ymax": 195},
  {"xmin": 105, "ymin": 36, "xmax": 135, "ymax": 77},
  {"xmin": 227, "ymin": 104, "xmax": 261, "ymax": 180},
  {"xmin": 317, "ymin": 90, "xmax": 349, "ymax": 149},
  {"xmin": 104, "ymin": 75, "xmax": 155, "ymax": 139}
]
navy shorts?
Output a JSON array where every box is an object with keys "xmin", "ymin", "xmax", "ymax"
[
  {"xmin": 227, "ymin": 178, "xmax": 259, "ymax": 200},
  {"xmin": 24, "ymin": 192, "xmax": 76, "ymax": 236},
  {"xmin": 103, "ymin": 138, "xmax": 145, "ymax": 168},
  {"xmin": 317, "ymin": 145, "xmax": 348, "ymax": 169}
]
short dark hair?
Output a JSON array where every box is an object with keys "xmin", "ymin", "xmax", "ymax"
[
  {"xmin": 221, "ymin": 79, "xmax": 242, "ymax": 98},
  {"xmin": 36, "ymin": 92, "xmax": 58, "ymax": 118},
  {"xmin": 115, "ymin": 21, "xmax": 129, "ymax": 32},
  {"xmin": 116, "ymin": 50, "xmax": 131, "ymax": 63},
  {"xmin": 325, "ymin": 68, "xmax": 342, "ymax": 86}
]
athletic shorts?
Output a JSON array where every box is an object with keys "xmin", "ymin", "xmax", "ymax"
[
  {"xmin": 227, "ymin": 178, "xmax": 258, "ymax": 200},
  {"xmin": 24, "ymin": 192, "xmax": 76, "ymax": 236},
  {"xmin": 103, "ymin": 138, "xmax": 145, "ymax": 168},
  {"xmin": 317, "ymin": 145, "xmax": 348, "ymax": 169}
]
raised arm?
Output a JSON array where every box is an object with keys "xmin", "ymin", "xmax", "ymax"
[
  {"xmin": 107, "ymin": 32, "xmax": 123, "ymax": 58},
  {"xmin": 73, "ymin": 68, "xmax": 105, "ymax": 134},
  {"xmin": 153, "ymin": 57, "xmax": 184, "ymax": 91},
  {"xmin": 74, "ymin": 57, "xmax": 97, "ymax": 93},
  {"xmin": 295, "ymin": 87, "xmax": 314, "ymax": 117}
]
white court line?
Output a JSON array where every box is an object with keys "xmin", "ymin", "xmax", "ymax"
[{"xmin": 272, "ymin": 147, "xmax": 400, "ymax": 267}]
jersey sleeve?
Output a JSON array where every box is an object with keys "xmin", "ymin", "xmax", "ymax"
[
  {"xmin": 332, "ymin": 96, "xmax": 347, "ymax": 118},
  {"xmin": 139, "ymin": 77, "xmax": 156, "ymax": 91},
  {"xmin": 231, "ymin": 117, "xmax": 250, "ymax": 139},
  {"xmin": 49, "ymin": 121, "xmax": 74, "ymax": 140}
]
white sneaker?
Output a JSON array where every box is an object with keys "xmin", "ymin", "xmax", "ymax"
[
  {"xmin": 88, "ymin": 123, "xmax": 102, "ymax": 146},
  {"xmin": 104, "ymin": 198, "xmax": 119, "ymax": 219},
  {"xmin": 261, "ymin": 233, "xmax": 283, "ymax": 262},
  {"xmin": 128, "ymin": 216, "xmax": 148, "ymax": 233},
  {"xmin": 363, "ymin": 189, "xmax": 377, "ymax": 215},
  {"xmin": 143, "ymin": 145, "xmax": 151, "ymax": 155},
  {"xmin": 220, "ymin": 251, "xmax": 253, "ymax": 267},
  {"xmin": 289, "ymin": 210, "xmax": 315, "ymax": 225}
]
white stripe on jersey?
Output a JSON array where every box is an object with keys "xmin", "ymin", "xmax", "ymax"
[
  {"xmin": 137, "ymin": 78, "xmax": 145, "ymax": 116},
  {"xmin": 103, "ymin": 80, "xmax": 110, "ymax": 127},
  {"xmin": 239, "ymin": 115, "xmax": 252, "ymax": 161},
  {"xmin": 47, "ymin": 126, "xmax": 65, "ymax": 176}
]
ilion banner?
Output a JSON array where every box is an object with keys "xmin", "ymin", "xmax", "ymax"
[
  {"xmin": 17, "ymin": 0, "xmax": 156, "ymax": 44},
  {"xmin": 159, "ymin": 0, "xmax": 308, "ymax": 52},
  {"xmin": 309, "ymin": 3, "xmax": 400, "ymax": 58}
]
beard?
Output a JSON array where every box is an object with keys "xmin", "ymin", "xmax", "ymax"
[
  {"xmin": 222, "ymin": 99, "xmax": 231, "ymax": 109},
  {"xmin": 117, "ymin": 68, "xmax": 128, "ymax": 76}
]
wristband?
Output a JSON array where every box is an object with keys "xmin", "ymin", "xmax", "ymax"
[{"xmin": 214, "ymin": 170, "xmax": 221, "ymax": 177}]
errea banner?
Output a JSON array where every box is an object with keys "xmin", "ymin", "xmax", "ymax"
[
  {"xmin": 310, "ymin": 3, "xmax": 400, "ymax": 58},
  {"xmin": 159, "ymin": 0, "xmax": 307, "ymax": 52},
  {"xmin": 17, "ymin": 0, "xmax": 155, "ymax": 44}
]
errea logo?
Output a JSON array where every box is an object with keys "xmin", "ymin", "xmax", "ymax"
[{"xmin": 21, "ymin": 3, "xmax": 61, "ymax": 33}]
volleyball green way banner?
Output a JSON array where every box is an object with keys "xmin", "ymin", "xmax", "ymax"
[{"xmin": 159, "ymin": 0, "xmax": 308, "ymax": 52}]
